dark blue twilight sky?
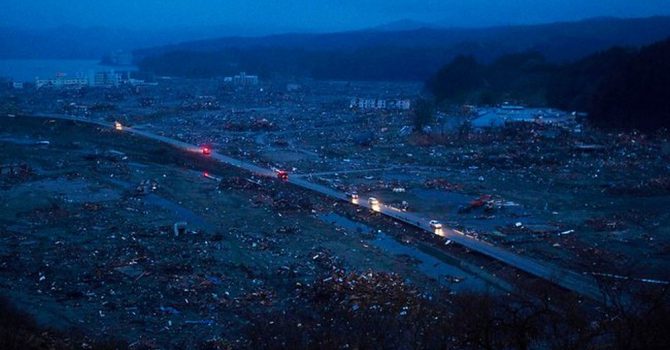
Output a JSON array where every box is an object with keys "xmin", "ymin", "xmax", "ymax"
[{"xmin": 2, "ymin": 0, "xmax": 670, "ymax": 33}]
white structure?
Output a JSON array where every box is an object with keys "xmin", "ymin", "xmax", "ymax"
[
  {"xmin": 36, "ymin": 73, "xmax": 89, "ymax": 89},
  {"xmin": 225, "ymin": 72, "xmax": 259, "ymax": 86},
  {"xmin": 393, "ymin": 99, "xmax": 411, "ymax": 110},
  {"xmin": 350, "ymin": 97, "xmax": 411, "ymax": 111},
  {"xmin": 93, "ymin": 71, "xmax": 134, "ymax": 87},
  {"xmin": 472, "ymin": 104, "xmax": 576, "ymax": 128}
]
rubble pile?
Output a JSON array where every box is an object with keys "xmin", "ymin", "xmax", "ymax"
[
  {"xmin": 243, "ymin": 270, "xmax": 448, "ymax": 349},
  {"xmin": 22, "ymin": 203, "xmax": 70, "ymax": 225},
  {"xmin": 180, "ymin": 96, "xmax": 220, "ymax": 111},
  {"xmin": 0, "ymin": 163, "xmax": 33, "ymax": 177},
  {"xmin": 585, "ymin": 216, "xmax": 627, "ymax": 232},
  {"xmin": 309, "ymin": 249, "xmax": 343, "ymax": 271},
  {"xmin": 605, "ymin": 176, "xmax": 670, "ymax": 196},
  {"xmin": 270, "ymin": 190, "xmax": 313, "ymax": 211},
  {"xmin": 218, "ymin": 176, "xmax": 263, "ymax": 190},
  {"xmin": 275, "ymin": 225, "xmax": 301, "ymax": 235},
  {"xmin": 223, "ymin": 118, "xmax": 277, "ymax": 132},
  {"xmin": 82, "ymin": 202, "xmax": 103, "ymax": 212},
  {"xmin": 135, "ymin": 179, "xmax": 159, "ymax": 195},
  {"xmin": 424, "ymin": 178, "xmax": 463, "ymax": 191},
  {"xmin": 497, "ymin": 222, "xmax": 560, "ymax": 236},
  {"xmin": 458, "ymin": 194, "xmax": 519, "ymax": 214},
  {"xmin": 83, "ymin": 150, "xmax": 130, "ymax": 177},
  {"xmin": 0, "ymin": 163, "xmax": 34, "ymax": 185},
  {"xmin": 312, "ymin": 270, "xmax": 421, "ymax": 314},
  {"xmin": 249, "ymin": 190, "xmax": 315, "ymax": 213}
]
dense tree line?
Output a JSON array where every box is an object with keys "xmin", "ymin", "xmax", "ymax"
[
  {"xmin": 589, "ymin": 39, "xmax": 670, "ymax": 131},
  {"xmin": 426, "ymin": 52, "xmax": 555, "ymax": 107},
  {"xmin": 426, "ymin": 38, "xmax": 670, "ymax": 131}
]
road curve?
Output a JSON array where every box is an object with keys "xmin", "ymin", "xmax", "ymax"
[{"xmin": 11, "ymin": 114, "xmax": 604, "ymax": 302}]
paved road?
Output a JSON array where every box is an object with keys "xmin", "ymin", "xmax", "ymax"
[
  {"xmin": 297, "ymin": 167, "xmax": 394, "ymax": 177},
  {"xmin": 12, "ymin": 114, "xmax": 604, "ymax": 301},
  {"xmin": 294, "ymin": 182, "xmax": 604, "ymax": 301}
]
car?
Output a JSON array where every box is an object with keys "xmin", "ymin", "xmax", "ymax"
[
  {"xmin": 368, "ymin": 197, "xmax": 379, "ymax": 206},
  {"xmin": 347, "ymin": 192, "xmax": 359, "ymax": 200},
  {"xmin": 429, "ymin": 220, "xmax": 443, "ymax": 230},
  {"xmin": 201, "ymin": 146, "xmax": 211, "ymax": 155},
  {"xmin": 277, "ymin": 170, "xmax": 289, "ymax": 180},
  {"xmin": 114, "ymin": 121, "xmax": 123, "ymax": 131}
]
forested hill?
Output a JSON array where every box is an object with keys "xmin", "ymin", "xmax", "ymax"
[
  {"xmin": 426, "ymin": 38, "xmax": 670, "ymax": 131},
  {"xmin": 135, "ymin": 16, "xmax": 670, "ymax": 81}
]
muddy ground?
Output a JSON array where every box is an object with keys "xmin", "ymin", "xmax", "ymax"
[{"xmin": 1, "ymin": 117, "xmax": 514, "ymax": 347}]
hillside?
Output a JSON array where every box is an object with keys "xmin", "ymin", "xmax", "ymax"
[
  {"xmin": 589, "ymin": 38, "xmax": 670, "ymax": 131},
  {"xmin": 135, "ymin": 16, "xmax": 670, "ymax": 81},
  {"xmin": 0, "ymin": 25, "xmax": 273, "ymax": 60},
  {"xmin": 426, "ymin": 38, "xmax": 670, "ymax": 131}
]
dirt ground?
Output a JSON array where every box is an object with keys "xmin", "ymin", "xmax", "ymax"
[
  {"xmin": 1, "ymin": 117, "xmax": 511, "ymax": 347},
  {"xmin": 3, "ymin": 78, "xmax": 670, "ymax": 347},
  {"xmin": 309, "ymin": 127, "xmax": 670, "ymax": 282}
]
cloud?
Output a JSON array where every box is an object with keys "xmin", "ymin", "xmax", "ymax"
[{"xmin": 1, "ymin": 0, "xmax": 669, "ymax": 31}]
